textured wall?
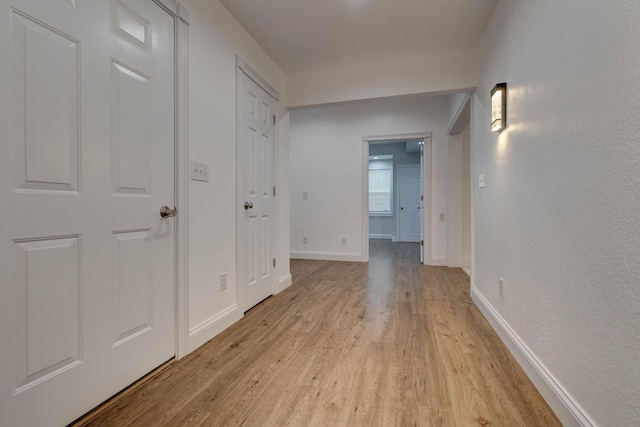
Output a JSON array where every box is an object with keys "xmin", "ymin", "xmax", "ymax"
[{"xmin": 472, "ymin": 0, "xmax": 640, "ymax": 425}]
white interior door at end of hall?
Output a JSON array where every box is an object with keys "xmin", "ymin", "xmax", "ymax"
[
  {"xmin": 420, "ymin": 147, "xmax": 425, "ymax": 263},
  {"xmin": 399, "ymin": 166, "xmax": 421, "ymax": 242},
  {"xmin": 0, "ymin": 1, "xmax": 176, "ymax": 425},
  {"xmin": 239, "ymin": 73, "xmax": 277, "ymax": 312}
]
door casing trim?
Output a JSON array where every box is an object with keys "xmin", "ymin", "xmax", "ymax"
[{"xmin": 153, "ymin": 0, "xmax": 190, "ymax": 360}]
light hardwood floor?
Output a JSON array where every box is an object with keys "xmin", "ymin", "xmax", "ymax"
[{"xmin": 76, "ymin": 240, "xmax": 560, "ymax": 426}]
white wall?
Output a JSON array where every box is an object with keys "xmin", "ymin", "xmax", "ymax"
[
  {"xmin": 369, "ymin": 143, "xmax": 420, "ymax": 240},
  {"xmin": 290, "ymin": 96, "xmax": 450, "ymax": 264},
  {"xmin": 447, "ymin": 133, "xmax": 463, "ymax": 267},
  {"xmin": 286, "ymin": 49, "xmax": 479, "ymax": 108},
  {"xmin": 277, "ymin": 112, "xmax": 292, "ymax": 291},
  {"xmin": 448, "ymin": 92, "xmax": 468, "ymax": 126},
  {"xmin": 182, "ymin": 0, "xmax": 290, "ymax": 352},
  {"xmin": 472, "ymin": 0, "xmax": 640, "ymax": 425},
  {"xmin": 461, "ymin": 126, "xmax": 471, "ymax": 273}
]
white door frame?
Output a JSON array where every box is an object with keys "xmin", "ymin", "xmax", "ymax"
[
  {"xmin": 235, "ymin": 56, "xmax": 280, "ymax": 312},
  {"xmin": 362, "ymin": 132, "xmax": 431, "ymax": 264},
  {"xmin": 469, "ymin": 95, "xmax": 476, "ymax": 289},
  {"xmin": 154, "ymin": 0, "xmax": 190, "ymax": 360},
  {"xmin": 447, "ymin": 92, "xmax": 473, "ymax": 279}
]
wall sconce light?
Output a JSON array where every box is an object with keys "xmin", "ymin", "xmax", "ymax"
[{"xmin": 491, "ymin": 83, "xmax": 507, "ymax": 132}]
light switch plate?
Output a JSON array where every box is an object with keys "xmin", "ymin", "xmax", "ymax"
[
  {"xmin": 191, "ymin": 161, "xmax": 209, "ymax": 182},
  {"xmin": 478, "ymin": 173, "xmax": 485, "ymax": 188}
]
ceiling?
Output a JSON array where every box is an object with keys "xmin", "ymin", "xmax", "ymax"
[{"xmin": 220, "ymin": 0, "xmax": 498, "ymax": 74}]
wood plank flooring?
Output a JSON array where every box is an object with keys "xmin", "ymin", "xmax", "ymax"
[{"xmin": 75, "ymin": 240, "xmax": 560, "ymax": 426}]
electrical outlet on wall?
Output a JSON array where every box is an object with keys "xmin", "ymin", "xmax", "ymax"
[
  {"xmin": 439, "ymin": 213, "xmax": 446, "ymax": 222},
  {"xmin": 220, "ymin": 273, "xmax": 228, "ymax": 291},
  {"xmin": 499, "ymin": 278, "xmax": 504, "ymax": 297},
  {"xmin": 303, "ymin": 191, "xmax": 308, "ymax": 199},
  {"xmin": 303, "ymin": 236, "xmax": 308, "ymax": 244},
  {"xmin": 341, "ymin": 237, "xmax": 347, "ymax": 245}
]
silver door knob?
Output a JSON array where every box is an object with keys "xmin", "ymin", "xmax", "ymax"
[
  {"xmin": 160, "ymin": 206, "xmax": 177, "ymax": 218},
  {"xmin": 244, "ymin": 202, "xmax": 253, "ymax": 210}
]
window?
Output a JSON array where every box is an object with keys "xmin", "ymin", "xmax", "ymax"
[
  {"xmin": 369, "ymin": 156, "xmax": 393, "ymax": 216},
  {"xmin": 369, "ymin": 169, "xmax": 392, "ymax": 212}
]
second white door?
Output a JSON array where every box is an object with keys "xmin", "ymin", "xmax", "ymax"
[
  {"xmin": 398, "ymin": 165, "xmax": 421, "ymax": 242},
  {"xmin": 237, "ymin": 68, "xmax": 277, "ymax": 312}
]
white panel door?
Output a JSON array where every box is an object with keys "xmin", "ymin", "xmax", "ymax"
[
  {"xmin": 420, "ymin": 146, "xmax": 425, "ymax": 263},
  {"xmin": 237, "ymin": 72, "xmax": 277, "ymax": 312},
  {"xmin": 0, "ymin": 1, "xmax": 176, "ymax": 425},
  {"xmin": 398, "ymin": 165, "xmax": 421, "ymax": 242}
]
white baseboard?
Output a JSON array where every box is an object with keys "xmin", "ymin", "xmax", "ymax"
[
  {"xmin": 391, "ymin": 235, "xmax": 398, "ymax": 242},
  {"xmin": 188, "ymin": 304, "xmax": 242, "ymax": 353},
  {"xmin": 429, "ymin": 256, "xmax": 448, "ymax": 266},
  {"xmin": 462, "ymin": 266, "xmax": 471, "ymax": 276},
  {"xmin": 369, "ymin": 233, "xmax": 393, "ymax": 240},
  {"xmin": 276, "ymin": 273, "xmax": 292, "ymax": 293},
  {"xmin": 471, "ymin": 287, "xmax": 595, "ymax": 427},
  {"xmin": 290, "ymin": 251, "xmax": 365, "ymax": 262}
]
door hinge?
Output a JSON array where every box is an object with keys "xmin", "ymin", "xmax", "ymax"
[
  {"xmin": 421, "ymin": 195, "xmax": 424, "ymax": 201},
  {"xmin": 273, "ymin": 186, "xmax": 276, "ymax": 197},
  {"xmin": 273, "ymin": 258, "xmax": 276, "ymax": 268},
  {"xmin": 420, "ymin": 240, "xmax": 424, "ymax": 246},
  {"xmin": 273, "ymin": 115, "xmax": 276, "ymax": 125}
]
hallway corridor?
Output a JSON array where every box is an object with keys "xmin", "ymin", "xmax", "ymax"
[{"xmin": 77, "ymin": 241, "xmax": 559, "ymax": 426}]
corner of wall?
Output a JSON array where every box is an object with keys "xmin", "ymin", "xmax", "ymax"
[
  {"xmin": 471, "ymin": 287, "xmax": 595, "ymax": 427},
  {"xmin": 187, "ymin": 305, "xmax": 243, "ymax": 354},
  {"xmin": 290, "ymin": 251, "xmax": 366, "ymax": 263},
  {"xmin": 429, "ymin": 256, "xmax": 449, "ymax": 266},
  {"xmin": 277, "ymin": 273, "xmax": 293, "ymax": 293}
]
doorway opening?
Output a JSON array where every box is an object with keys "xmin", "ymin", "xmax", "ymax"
[{"xmin": 362, "ymin": 132, "xmax": 431, "ymax": 264}]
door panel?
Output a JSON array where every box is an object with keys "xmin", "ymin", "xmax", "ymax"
[
  {"xmin": 112, "ymin": 229, "xmax": 153, "ymax": 346},
  {"xmin": 0, "ymin": 1, "xmax": 176, "ymax": 425},
  {"xmin": 11, "ymin": 9, "xmax": 80, "ymax": 193},
  {"xmin": 238, "ymin": 73, "xmax": 277, "ymax": 312},
  {"xmin": 112, "ymin": 0, "xmax": 151, "ymax": 50},
  {"xmin": 13, "ymin": 235, "xmax": 81, "ymax": 394},
  {"xmin": 111, "ymin": 60, "xmax": 152, "ymax": 195}
]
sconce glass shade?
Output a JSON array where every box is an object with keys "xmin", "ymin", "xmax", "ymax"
[{"xmin": 491, "ymin": 83, "xmax": 507, "ymax": 132}]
